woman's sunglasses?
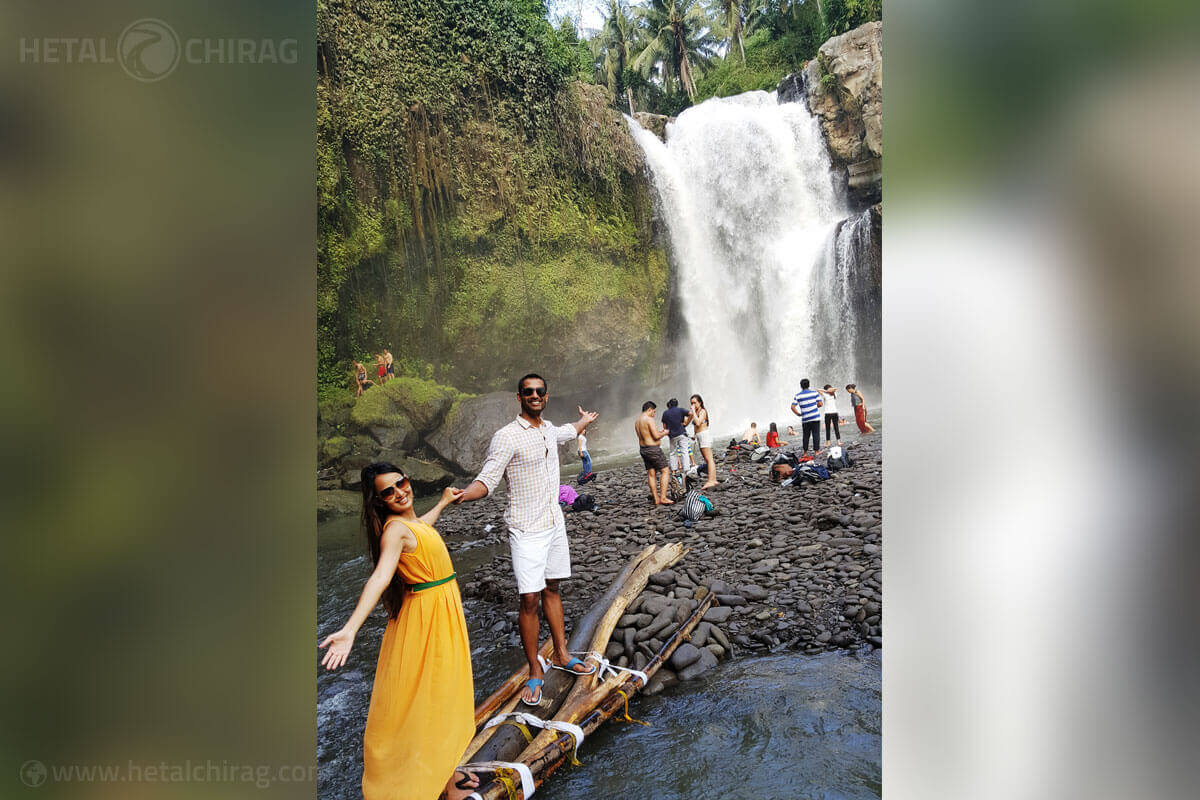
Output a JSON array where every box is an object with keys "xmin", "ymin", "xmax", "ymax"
[
  {"xmin": 379, "ymin": 476, "xmax": 410, "ymax": 500},
  {"xmin": 520, "ymin": 386, "xmax": 548, "ymax": 397}
]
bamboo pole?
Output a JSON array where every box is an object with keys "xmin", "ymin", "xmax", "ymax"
[
  {"xmin": 514, "ymin": 542, "xmax": 687, "ymax": 757},
  {"xmin": 462, "ymin": 546, "xmax": 657, "ymax": 765},
  {"xmin": 467, "ymin": 593, "xmax": 716, "ymax": 799}
]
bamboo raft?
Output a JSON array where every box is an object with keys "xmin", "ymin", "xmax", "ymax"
[{"xmin": 446, "ymin": 543, "xmax": 712, "ymax": 800}]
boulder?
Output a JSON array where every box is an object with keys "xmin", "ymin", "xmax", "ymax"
[
  {"xmin": 397, "ymin": 457, "xmax": 455, "ymax": 493},
  {"xmin": 633, "ymin": 112, "xmax": 672, "ymax": 141},
  {"xmin": 669, "ymin": 642, "xmax": 703, "ymax": 671},
  {"xmin": 678, "ymin": 648, "xmax": 718, "ymax": 681},
  {"xmin": 427, "ymin": 392, "xmax": 519, "ymax": 474},
  {"xmin": 317, "ymin": 490, "xmax": 361, "ymax": 520}
]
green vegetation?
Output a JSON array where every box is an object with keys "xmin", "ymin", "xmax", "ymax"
[
  {"xmin": 585, "ymin": 0, "xmax": 881, "ymax": 114},
  {"xmin": 318, "ymin": 0, "xmax": 668, "ymax": 398}
]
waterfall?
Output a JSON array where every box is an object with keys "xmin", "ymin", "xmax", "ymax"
[
  {"xmin": 628, "ymin": 91, "xmax": 879, "ymax": 436},
  {"xmin": 810, "ymin": 207, "xmax": 882, "ymax": 390}
]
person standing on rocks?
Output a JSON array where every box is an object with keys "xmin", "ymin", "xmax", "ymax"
[
  {"xmin": 453, "ymin": 373, "xmax": 599, "ymax": 705},
  {"xmin": 635, "ymin": 401, "xmax": 673, "ymax": 506},
  {"xmin": 661, "ymin": 398, "xmax": 693, "ymax": 475},
  {"xmin": 690, "ymin": 394, "xmax": 718, "ymax": 489},
  {"xmin": 818, "ymin": 384, "xmax": 844, "ymax": 447},
  {"xmin": 790, "ymin": 378, "xmax": 824, "ymax": 458},
  {"xmin": 374, "ymin": 352, "xmax": 388, "ymax": 384},
  {"xmin": 846, "ymin": 384, "xmax": 876, "ymax": 434}
]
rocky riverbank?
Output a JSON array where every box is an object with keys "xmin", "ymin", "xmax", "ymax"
[{"xmin": 434, "ymin": 434, "xmax": 882, "ymax": 689}]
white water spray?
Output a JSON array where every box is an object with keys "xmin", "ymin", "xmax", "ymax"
[{"xmin": 629, "ymin": 91, "xmax": 865, "ymax": 437}]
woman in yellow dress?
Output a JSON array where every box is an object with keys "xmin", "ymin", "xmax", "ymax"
[{"xmin": 320, "ymin": 462, "xmax": 478, "ymax": 800}]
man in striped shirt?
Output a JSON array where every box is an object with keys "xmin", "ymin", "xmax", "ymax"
[
  {"xmin": 455, "ymin": 373, "xmax": 600, "ymax": 704},
  {"xmin": 790, "ymin": 378, "xmax": 824, "ymax": 458}
]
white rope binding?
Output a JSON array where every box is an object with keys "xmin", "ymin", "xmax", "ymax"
[
  {"xmin": 573, "ymin": 650, "xmax": 648, "ymax": 687},
  {"xmin": 464, "ymin": 760, "xmax": 535, "ymax": 800},
  {"xmin": 481, "ymin": 712, "xmax": 586, "ymax": 763}
]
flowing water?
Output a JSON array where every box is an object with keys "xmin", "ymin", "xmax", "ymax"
[
  {"xmin": 628, "ymin": 90, "xmax": 881, "ymax": 433},
  {"xmin": 317, "ymin": 512, "xmax": 880, "ymax": 799}
]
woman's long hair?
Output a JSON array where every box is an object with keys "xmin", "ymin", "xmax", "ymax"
[
  {"xmin": 769, "ymin": 422, "xmax": 778, "ymax": 434},
  {"xmin": 690, "ymin": 394, "xmax": 708, "ymax": 426},
  {"xmin": 360, "ymin": 462, "xmax": 409, "ymax": 618}
]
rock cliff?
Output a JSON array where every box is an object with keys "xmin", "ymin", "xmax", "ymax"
[{"xmin": 779, "ymin": 21, "xmax": 882, "ymax": 204}]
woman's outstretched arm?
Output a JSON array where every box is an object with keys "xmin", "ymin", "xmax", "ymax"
[
  {"xmin": 420, "ymin": 487, "xmax": 462, "ymax": 527},
  {"xmin": 319, "ymin": 523, "xmax": 407, "ymax": 670}
]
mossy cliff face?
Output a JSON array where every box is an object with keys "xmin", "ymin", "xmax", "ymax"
[{"xmin": 318, "ymin": 0, "xmax": 671, "ymax": 398}]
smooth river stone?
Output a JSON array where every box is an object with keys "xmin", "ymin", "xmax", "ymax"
[
  {"xmin": 703, "ymin": 606, "xmax": 733, "ymax": 624},
  {"xmin": 669, "ymin": 642, "xmax": 702, "ymax": 670}
]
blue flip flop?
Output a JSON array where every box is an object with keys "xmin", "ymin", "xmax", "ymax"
[
  {"xmin": 520, "ymin": 678, "xmax": 544, "ymax": 705},
  {"xmin": 550, "ymin": 657, "xmax": 597, "ymax": 677}
]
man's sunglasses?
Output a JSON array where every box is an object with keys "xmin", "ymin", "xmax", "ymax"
[
  {"xmin": 379, "ymin": 476, "xmax": 410, "ymax": 500},
  {"xmin": 520, "ymin": 386, "xmax": 548, "ymax": 397}
]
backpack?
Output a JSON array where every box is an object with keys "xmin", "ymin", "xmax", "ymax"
[
  {"xmin": 750, "ymin": 446, "xmax": 772, "ymax": 462},
  {"xmin": 571, "ymin": 493, "xmax": 597, "ymax": 513},
  {"xmin": 678, "ymin": 489, "xmax": 708, "ymax": 522},
  {"xmin": 826, "ymin": 446, "xmax": 855, "ymax": 472},
  {"xmin": 558, "ymin": 484, "xmax": 579, "ymax": 506}
]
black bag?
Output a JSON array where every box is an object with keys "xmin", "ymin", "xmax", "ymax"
[
  {"xmin": 677, "ymin": 488, "xmax": 707, "ymax": 522},
  {"xmin": 826, "ymin": 448, "xmax": 855, "ymax": 471},
  {"xmin": 571, "ymin": 494, "xmax": 597, "ymax": 512}
]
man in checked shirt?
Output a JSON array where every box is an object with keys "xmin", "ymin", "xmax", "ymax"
[{"xmin": 455, "ymin": 373, "xmax": 600, "ymax": 705}]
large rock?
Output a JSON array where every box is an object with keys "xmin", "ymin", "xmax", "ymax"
[
  {"xmin": 633, "ymin": 112, "xmax": 672, "ymax": 141},
  {"xmin": 427, "ymin": 392, "xmax": 520, "ymax": 474},
  {"xmin": 317, "ymin": 490, "xmax": 361, "ymax": 520},
  {"xmin": 397, "ymin": 457, "xmax": 455, "ymax": 493},
  {"xmin": 780, "ymin": 21, "xmax": 882, "ymax": 203}
]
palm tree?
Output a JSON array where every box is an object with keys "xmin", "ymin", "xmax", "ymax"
[
  {"xmin": 598, "ymin": 0, "xmax": 640, "ymax": 114},
  {"xmin": 632, "ymin": 0, "xmax": 718, "ymax": 102},
  {"xmin": 709, "ymin": 0, "xmax": 751, "ymax": 63}
]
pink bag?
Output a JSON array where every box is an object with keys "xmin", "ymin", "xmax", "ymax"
[{"xmin": 558, "ymin": 484, "xmax": 579, "ymax": 505}]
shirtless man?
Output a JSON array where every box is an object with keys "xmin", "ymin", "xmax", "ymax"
[
  {"xmin": 635, "ymin": 401, "xmax": 672, "ymax": 505},
  {"xmin": 383, "ymin": 349, "xmax": 395, "ymax": 380},
  {"xmin": 374, "ymin": 353, "xmax": 388, "ymax": 384}
]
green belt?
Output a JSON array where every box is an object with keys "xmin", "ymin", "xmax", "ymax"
[{"xmin": 408, "ymin": 572, "xmax": 456, "ymax": 593}]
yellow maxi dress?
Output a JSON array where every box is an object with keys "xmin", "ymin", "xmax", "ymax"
[{"xmin": 362, "ymin": 518, "xmax": 474, "ymax": 800}]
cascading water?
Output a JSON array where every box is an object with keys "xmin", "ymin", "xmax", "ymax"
[
  {"xmin": 629, "ymin": 91, "xmax": 879, "ymax": 435},
  {"xmin": 810, "ymin": 206, "xmax": 882, "ymax": 390}
]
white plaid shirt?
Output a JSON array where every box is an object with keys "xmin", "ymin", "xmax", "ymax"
[{"xmin": 475, "ymin": 416, "xmax": 578, "ymax": 532}]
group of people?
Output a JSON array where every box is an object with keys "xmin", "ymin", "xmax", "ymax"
[
  {"xmin": 791, "ymin": 381, "xmax": 875, "ymax": 457},
  {"xmin": 635, "ymin": 394, "xmax": 719, "ymax": 506},
  {"xmin": 352, "ymin": 349, "xmax": 395, "ymax": 396},
  {"xmin": 320, "ymin": 373, "xmax": 601, "ymax": 800},
  {"xmin": 738, "ymin": 383, "xmax": 877, "ymax": 457}
]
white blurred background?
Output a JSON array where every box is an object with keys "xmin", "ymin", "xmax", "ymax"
[{"xmin": 885, "ymin": 2, "xmax": 1199, "ymax": 798}]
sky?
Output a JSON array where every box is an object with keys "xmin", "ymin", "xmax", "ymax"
[{"xmin": 546, "ymin": 0, "xmax": 608, "ymax": 37}]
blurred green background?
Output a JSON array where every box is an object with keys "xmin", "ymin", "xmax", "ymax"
[{"xmin": 0, "ymin": 2, "xmax": 315, "ymax": 797}]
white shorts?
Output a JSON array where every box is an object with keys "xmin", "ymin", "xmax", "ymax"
[
  {"xmin": 508, "ymin": 518, "xmax": 571, "ymax": 594},
  {"xmin": 696, "ymin": 429, "xmax": 713, "ymax": 450}
]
